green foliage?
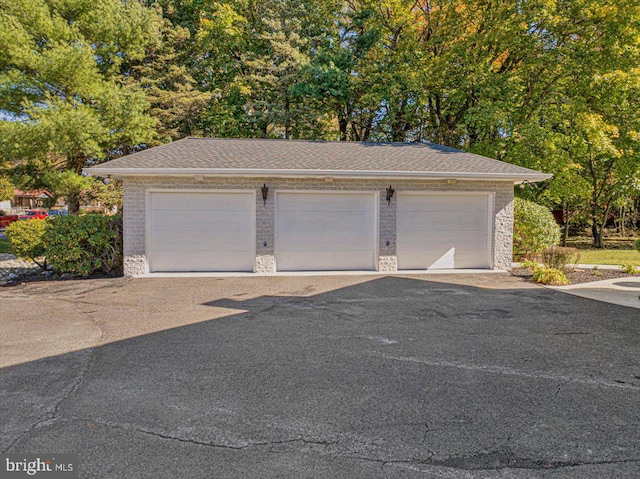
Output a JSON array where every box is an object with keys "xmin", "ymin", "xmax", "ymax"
[
  {"xmin": 634, "ymin": 239, "xmax": 640, "ymax": 252},
  {"xmin": 2, "ymin": 0, "xmax": 640, "ymax": 238},
  {"xmin": 44, "ymin": 215, "xmax": 122, "ymax": 276},
  {"xmin": 5, "ymin": 219, "xmax": 49, "ymax": 268},
  {"xmin": 531, "ymin": 267, "xmax": 569, "ymax": 286},
  {"xmin": 0, "ymin": 176, "xmax": 13, "ymax": 201},
  {"xmin": 43, "ymin": 170, "xmax": 94, "ymax": 200},
  {"xmin": 0, "ymin": 0, "xmax": 163, "ymax": 211},
  {"xmin": 519, "ymin": 259, "xmax": 539, "ymax": 270},
  {"xmin": 541, "ymin": 247, "xmax": 581, "ymax": 272},
  {"xmin": 0, "ymin": 238, "xmax": 10, "ymax": 254},
  {"xmin": 513, "ymin": 198, "xmax": 561, "ymax": 259},
  {"xmin": 621, "ymin": 263, "xmax": 639, "ymax": 275}
]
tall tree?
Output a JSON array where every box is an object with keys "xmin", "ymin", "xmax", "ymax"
[{"xmin": 0, "ymin": 0, "xmax": 164, "ymax": 211}]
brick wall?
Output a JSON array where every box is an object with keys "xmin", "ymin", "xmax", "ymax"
[{"xmin": 122, "ymin": 177, "xmax": 514, "ymax": 275}]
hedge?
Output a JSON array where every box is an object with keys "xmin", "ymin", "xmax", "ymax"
[
  {"xmin": 44, "ymin": 214, "xmax": 123, "ymax": 276},
  {"xmin": 513, "ymin": 197, "xmax": 560, "ymax": 260},
  {"xmin": 5, "ymin": 219, "xmax": 49, "ymax": 268},
  {"xmin": 6, "ymin": 214, "xmax": 123, "ymax": 277}
]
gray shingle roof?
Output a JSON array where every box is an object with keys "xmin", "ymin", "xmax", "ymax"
[{"xmin": 85, "ymin": 137, "xmax": 549, "ymax": 180}]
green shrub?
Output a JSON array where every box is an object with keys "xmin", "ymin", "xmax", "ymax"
[
  {"xmin": 513, "ymin": 198, "xmax": 560, "ymax": 260},
  {"xmin": 541, "ymin": 246, "xmax": 581, "ymax": 272},
  {"xmin": 519, "ymin": 258, "xmax": 539, "ymax": 270},
  {"xmin": 44, "ymin": 214, "xmax": 122, "ymax": 276},
  {"xmin": 531, "ymin": 266, "xmax": 569, "ymax": 285},
  {"xmin": 5, "ymin": 219, "xmax": 50, "ymax": 268},
  {"xmin": 634, "ymin": 239, "xmax": 640, "ymax": 252},
  {"xmin": 621, "ymin": 263, "xmax": 639, "ymax": 275}
]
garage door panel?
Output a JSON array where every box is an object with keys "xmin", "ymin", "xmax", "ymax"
[
  {"xmin": 149, "ymin": 191, "xmax": 254, "ymax": 272},
  {"xmin": 397, "ymin": 194, "xmax": 491, "ymax": 270},
  {"xmin": 151, "ymin": 251, "xmax": 254, "ymax": 272},
  {"xmin": 151, "ymin": 230, "xmax": 254, "ymax": 252},
  {"xmin": 276, "ymin": 251, "xmax": 374, "ymax": 271},
  {"xmin": 277, "ymin": 229, "xmax": 373, "ymax": 251},
  {"xmin": 276, "ymin": 192, "xmax": 376, "ymax": 271},
  {"xmin": 398, "ymin": 248, "xmax": 489, "ymax": 270},
  {"xmin": 152, "ymin": 192, "xmax": 253, "ymax": 211},
  {"xmin": 451, "ymin": 253, "xmax": 493, "ymax": 268},
  {"xmin": 400, "ymin": 233, "xmax": 488, "ymax": 251},
  {"xmin": 398, "ymin": 212, "xmax": 488, "ymax": 231},
  {"xmin": 277, "ymin": 210, "xmax": 375, "ymax": 232},
  {"xmin": 278, "ymin": 194, "xmax": 373, "ymax": 211},
  {"xmin": 398, "ymin": 249, "xmax": 456, "ymax": 269},
  {"xmin": 399, "ymin": 195, "xmax": 488, "ymax": 212},
  {"xmin": 151, "ymin": 210, "xmax": 253, "ymax": 232}
]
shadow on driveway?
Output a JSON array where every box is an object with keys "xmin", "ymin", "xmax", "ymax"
[{"xmin": 1, "ymin": 275, "xmax": 639, "ymax": 478}]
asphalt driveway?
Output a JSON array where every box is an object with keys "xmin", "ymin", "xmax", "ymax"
[{"xmin": 1, "ymin": 274, "xmax": 639, "ymax": 478}]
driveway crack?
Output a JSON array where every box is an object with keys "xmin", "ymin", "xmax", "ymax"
[
  {"xmin": 58, "ymin": 416, "xmax": 338, "ymax": 452},
  {"xmin": 3, "ymin": 348, "xmax": 96, "ymax": 453}
]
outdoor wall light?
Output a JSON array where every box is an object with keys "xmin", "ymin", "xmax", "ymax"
[
  {"xmin": 102, "ymin": 175, "xmax": 112, "ymax": 185},
  {"xmin": 261, "ymin": 184, "xmax": 269, "ymax": 205},
  {"xmin": 386, "ymin": 185, "xmax": 395, "ymax": 205}
]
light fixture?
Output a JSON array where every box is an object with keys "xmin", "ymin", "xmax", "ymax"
[
  {"xmin": 519, "ymin": 180, "xmax": 533, "ymax": 190},
  {"xmin": 261, "ymin": 184, "xmax": 269, "ymax": 205},
  {"xmin": 102, "ymin": 175, "xmax": 111, "ymax": 185},
  {"xmin": 386, "ymin": 185, "xmax": 395, "ymax": 205}
]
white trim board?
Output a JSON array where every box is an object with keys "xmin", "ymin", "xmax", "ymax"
[{"xmin": 85, "ymin": 167, "xmax": 550, "ymax": 183}]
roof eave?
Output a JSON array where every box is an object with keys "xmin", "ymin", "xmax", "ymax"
[{"xmin": 83, "ymin": 167, "xmax": 551, "ymax": 183}]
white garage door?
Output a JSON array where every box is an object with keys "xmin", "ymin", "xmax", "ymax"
[
  {"xmin": 397, "ymin": 193, "xmax": 492, "ymax": 269},
  {"xmin": 276, "ymin": 192, "xmax": 376, "ymax": 271},
  {"xmin": 148, "ymin": 191, "xmax": 254, "ymax": 272}
]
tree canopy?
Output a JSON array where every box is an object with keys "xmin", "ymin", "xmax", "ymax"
[{"xmin": 0, "ymin": 0, "xmax": 639, "ymax": 242}]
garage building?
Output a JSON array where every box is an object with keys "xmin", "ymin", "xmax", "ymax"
[{"xmin": 84, "ymin": 138, "xmax": 549, "ymax": 276}]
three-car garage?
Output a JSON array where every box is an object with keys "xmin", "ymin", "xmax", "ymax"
[{"xmin": 85, "ymin": 137, "xmax": 551, "ymax": 276}]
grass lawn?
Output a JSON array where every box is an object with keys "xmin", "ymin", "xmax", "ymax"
[
  {"xmin": 0, "ymin": 237, "xmax": 10, "ymax": 254},
  {"xmin": 578, "ymin": 249, "xmax": 640, "ymax": 265},
  {"xmin": 566, "ymin": 237, "xmax": 640, "ymax": 265}
]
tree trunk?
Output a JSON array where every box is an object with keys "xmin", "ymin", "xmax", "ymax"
[
  {"xmin": 592, "ymin": 203, "xmax": 613, "ymax": 248},
  {"xmin": 561, "ymin": 203, "xmax": 571, "ymax": 247},
  {"xmin": 338, "ymin": 116, "xmax": 348, "ymax": 141},
  {"xmin": 284, "ymin": 95, "xmax": 290, "ymax": 140},
  {"xmin": 562, "ymin": 219, "xmax": 570, "ymax": 247},
  {"xmin": 591, "ymin": 198, "xmax": 602, "ymax": 248},
  {"xmin": 68, "ymin": 195, "xmax": 80, "ymax": 215},
  {"xmin": 591, "ymin": 222, "xmax": 603, "ymax": 248}
]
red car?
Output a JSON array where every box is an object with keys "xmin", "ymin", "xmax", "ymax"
[
  {"xmin": 18, "ymin": 210, "xmax": 49, "ymax": 220},
  {"xmin": 0, "ymin": 214, "xmax": 19, "ymax": 228}
]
